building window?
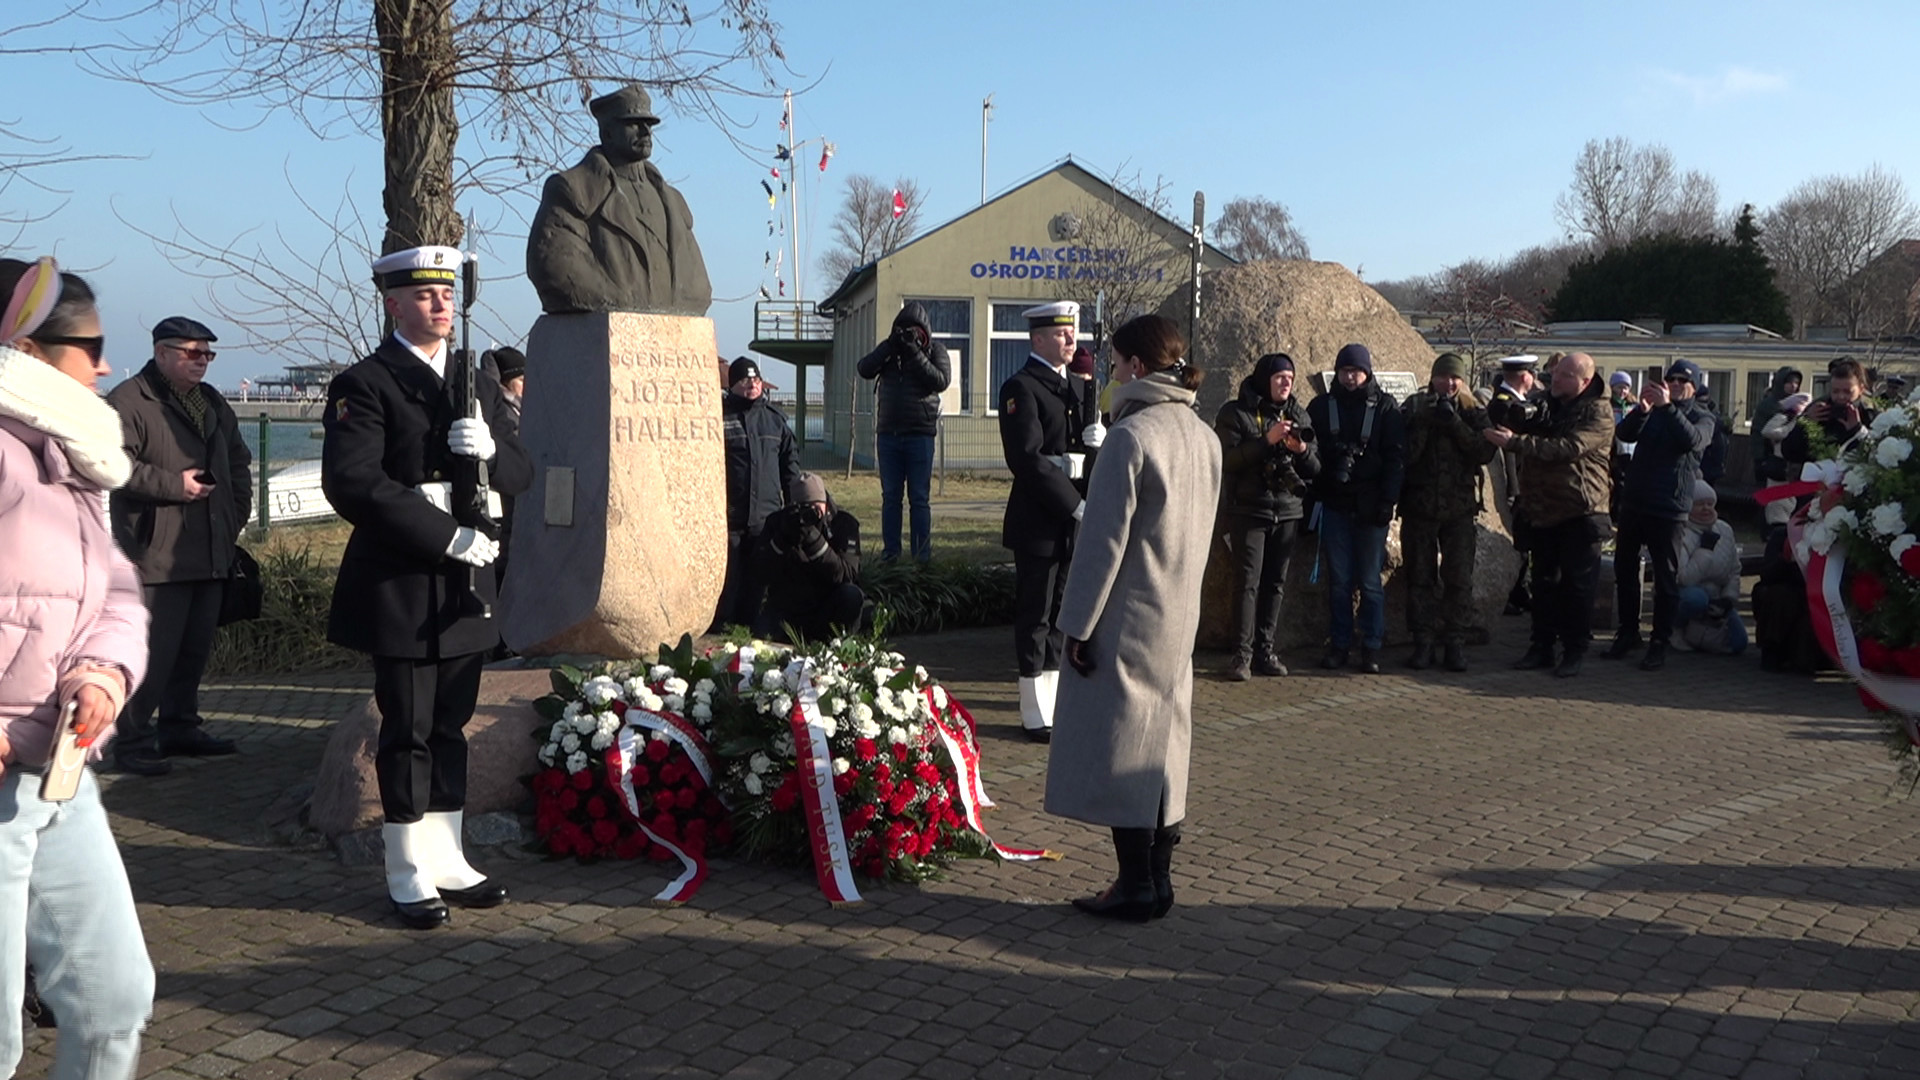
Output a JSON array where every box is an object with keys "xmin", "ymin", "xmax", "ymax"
[
  {"xmin": 904, "ymin": 298, "xmax": 971, "ymax": 414},
  {"xmin": 987, "ymin": 301, "xmax": 1092, "ymax": 413}
]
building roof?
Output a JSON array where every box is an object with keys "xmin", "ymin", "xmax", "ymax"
[{"xmin": 817, "ymin": 158, "xmax": 1236, "ymax": 315}]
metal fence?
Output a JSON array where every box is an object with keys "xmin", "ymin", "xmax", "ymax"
[{"xmin": 244, "ymin": 416, "xmax": 335, "ymax": 531}]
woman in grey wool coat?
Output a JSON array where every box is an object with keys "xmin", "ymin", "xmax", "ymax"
[{"xmin": 1046, "ymin": 314, "xmax": 1223, "ymax": 922}]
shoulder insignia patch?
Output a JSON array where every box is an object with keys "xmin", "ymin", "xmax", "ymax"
[
  {"xmin": 1004, "ymin": 397, "xmax": 1016, "ymax": 414},
  {"xmin": 331, "ymin": 398, "xmax": 348, "ymax": 422}
]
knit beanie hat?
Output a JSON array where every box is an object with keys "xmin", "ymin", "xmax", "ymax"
[
  {"xmin": 1431, "ymin": 352, "xmax": 1468, "ymax": 380},
  {"xmin": 1335, "ymin": 343, "xmax": 1373, "ymax": 374},
  {"xmin": 1693, "ymin": 480, "xmax": 1717, "ymax": 505},
  {"xmin": 1069, "ymin": 345, "xmax": 1096, "ymax": 376}
]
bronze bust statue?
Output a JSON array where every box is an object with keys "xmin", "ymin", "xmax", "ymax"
[{"xmin": 526, "ymin": 83, "xmax": 713, "ymax": 317}]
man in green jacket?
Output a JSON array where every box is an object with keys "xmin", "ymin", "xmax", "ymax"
[{"xmin": 1399, "ymin": 353, "xmax": 1497, "ymax": 671}]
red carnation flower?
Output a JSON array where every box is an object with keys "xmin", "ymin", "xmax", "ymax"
[
  {"xmin": 891, "ymin": 742, "xmax": 910, "ymax": 759},
  {"xmin": 615, "ymin": 834, "xmax": 647, "ymax": 859},
  {"xmin": 591, "ymin": 819, "xmax": 620, "ymax": 846},
  {"xmin": 1902, "ymin": 545, "xmax": 1920, "ymax": 580},
  {"xmin": 770, "ymin": 777, "xmax": 800, "ymax": 813},
  {"xmin": 1859, "ymin": 636, "xmax": 1896, "ymax": 674},
  {"xmin": 872, "ymin": 762, "xmax": 892, "ymax": 783},
  {"xmin": 650, "ymin": 812, "xmax": 679, "ymax": 840},
  {"xmin": 610, "ymin": 700, "xmax": 628, "ymax": 716},
  {"xmin": 587, "ymin": 795, "xmax": 608, "ymax": 819},
  {"xmin": 559, "ymin": 788, "xmax": 580, "ymax": 812},
  {"xmin": 629, "ymin": 764, "xmax": 650, "ymax": 788},
  {"xmin": 643, "ymin": 738, "xmax": 670, "ymax": 762},
  {"xmin": 914, "ymin": 762, "xmax": 942, "ymax": 785},
  {"xmin": 854, "ymin": 738, "xmax": 878, "ymax": 762},
  {"xmin": 1851, "ymin": 571, "xmax": 1889, "ymax": 615},
  {"xmin": 570, "ymin": 769, "xmax": 595, "ymax": 791},
  {"xmin": 675, "ymin": 787, "xmax": 699, "ymax": 811},
  {"xmin": 659, "ymin": 761, "xmax": 682, "ymax": 786}
]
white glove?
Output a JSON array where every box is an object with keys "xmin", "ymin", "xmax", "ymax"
[
  {"xmin": 1081, "ymin": 422, "xmax": 1106, "ymax": 449},
  {"xmin": 1072, "ymin": 501, "xmax": 1086, "ymax": 522},
  {"xmin": 448, "ymin": 403, "xmax": 496, "ymax": 460},
  {"xmin": 446, "ymin": 527, "xmax": 499, "ymax": 567}
]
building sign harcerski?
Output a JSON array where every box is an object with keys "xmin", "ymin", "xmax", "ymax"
[{"xmin": 970, "ymin": 245, "xmax": 1166, "ymax": 283}]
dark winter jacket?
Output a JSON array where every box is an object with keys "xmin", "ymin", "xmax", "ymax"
[
  {"xmin": 1504, "ymin": 374, "xmax": 1614, "ymax": 528},
  {"xmin": 1306, "ymin": 376, "xmax": 1405, "ymax": 524},
  {"xmin": 755, "ymin": 501, "xmax": 860, "ymax": 616},
  {"xmin": 722, "ymin": 391, "xmax": 798, "ymax": 533},
  {"xmin": 857, "ymin": 302, "xmax": 952, "ymax": 437},
  {"xmin": 1616, "ymin": 396, "xmax": 1717, "ymax": 519},
  {"xmin": 1750, "ymin": 366, "xmax": 1804, "ymax": 465},
  {"xmin": 1399, "ymin": 386, "xmax": 1497, "ymax": 522},
  {"xmin": 1214, "ymin": 375, "xmax": 1319, "ymax": 524},
  {"xmin": 107, "ymin": 362, "xmax": 254, "ymax": 583}
]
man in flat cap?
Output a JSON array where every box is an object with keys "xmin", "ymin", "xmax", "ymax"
[
  {"xmin": 106, "ymin": 316, "xmax": 253, "ymax": 776},
  {"xmin": 999, "ymin": 300, "xmax": 1095, "ymax": 741},
  {"xmin": 527, "ymin": 82, "xmax": 713, "ymax": 316},
  {"xmin": 323, "ymin": 245, "xmax": 533, "ymax": 929}
]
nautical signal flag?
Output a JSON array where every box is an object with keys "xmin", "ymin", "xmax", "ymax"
[
  {"xmin": 761, "ymin": 178, "xmax": 775, "ymax": 207},
  {"xmin": 819, "ymin": 142, "xmax": 836, "ymax": 172},
  {"xmin": 892, "ymin": 189, "xmax": 907, "ymax": 218}
]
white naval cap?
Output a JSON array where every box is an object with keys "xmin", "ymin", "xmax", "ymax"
[
  {"xmin": 1497, "ymin": 354, "xmax": 1540, "ymax": 371},
  {"xmin": 1022, "ymin": 300, "xmax": 1080, "ymax": 330},
  {"xmin": 372, "ymin": 245, "xmax": 463, "ymax": 290}
]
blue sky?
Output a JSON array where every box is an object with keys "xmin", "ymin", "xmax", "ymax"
[{"xmin": 9, "ymin": 0, "xmax": 1920, "ymax": 391}]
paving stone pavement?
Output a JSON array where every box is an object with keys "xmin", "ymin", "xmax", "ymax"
[{"xmin": 19, "ymin": 621, "xmax": 1920, "ymax": 1079}]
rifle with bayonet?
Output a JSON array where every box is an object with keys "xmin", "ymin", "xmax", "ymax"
[{"xmin": 450, "ymin": 249, "xmax": 494, "ymax": 619}]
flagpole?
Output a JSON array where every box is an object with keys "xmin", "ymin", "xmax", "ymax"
[{"xmin": 786, "ymin": 90, "xmax": 803, "ymax": 307}]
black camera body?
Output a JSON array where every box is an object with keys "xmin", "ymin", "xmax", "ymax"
[
  {"xmin": 1324, "ymin": 443, "xmax": 1365, "ymax": 488},
  {"xmin": 1489, "ymin": 392, "xmax": 1544, "ymax": 433}
]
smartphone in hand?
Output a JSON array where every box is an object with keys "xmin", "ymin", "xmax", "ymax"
[
  {"xmin": 40, "ymin": 701, "xmax": 86, "ymax": 803},
  {"xmin": 195, "ymin": 471, "xmax": 216, "ymax": 487}
]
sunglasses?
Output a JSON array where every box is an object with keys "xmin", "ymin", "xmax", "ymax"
[
  {"xmin": 163, "ymin": 343, "xmax": 217, "ymax": 361},
  {"xmin": 33, "ymin": 334, "xmax": 106, "ymax": 362}
]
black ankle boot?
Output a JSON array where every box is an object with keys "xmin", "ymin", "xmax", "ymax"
[
  {"xmin": 1149, "ymin": 824, "xmax": 1181, "ymax": 919},
  {"xmin": 1073, "ymin": 827, "xmax": 1157, "ymax": 922}
]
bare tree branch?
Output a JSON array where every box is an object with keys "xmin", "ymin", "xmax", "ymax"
[
  {"xmin": 816, "ymin": 173, "xmax": 923, "ymax": 282},
  {"xmin": 1211, "ymin": 195, "xmax": 1309, "ymax": 262},
  {"xmin": 1553, "ymin": 136, "xmax": 1721, "ymax": 248},
  {"xmin": 1763, "ymin": 165, "xmax": 1920, "ymax": 337}
]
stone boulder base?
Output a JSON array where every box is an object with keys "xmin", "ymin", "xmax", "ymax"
[
  {"xmin": 1167, "ymin": 260, "xmax": 1522, "ymax": 652},
  {"xmin": 307, "ymin": 668, "xmax": 553, "ymax": 839},
  {"xmin": 500, "ymin": 311, "xmax": 727, "ymax": 658}
]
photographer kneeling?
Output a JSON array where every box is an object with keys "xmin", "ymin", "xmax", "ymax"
[{"xmin": 752, "ymin": 472, "xmax": 870, "ymax": 643}]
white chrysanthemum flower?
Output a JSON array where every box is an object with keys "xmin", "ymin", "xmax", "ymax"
[
  {"xmin": 581, "ymin": 675, "xmax": 622, "ymax": 707},
  {"xmin": 549, "ymin": 720, "xmax": 569, "ymax": 742},
  {"xmin": 873, "ymin": 667, "xmax": 896, "ymax": 688},
  {"xmin": 887, "ymin": 725, "xmax": 908, "ymax": 745},
  {"xmin": 743, "ymin": 773, "xmax": 764, "ymax": 796},
  {"xmin": 651, "ymin": 729, "xmax": 672, "ymax": 744},
  {"xmin": 649, "ymin": 664, "xmax": 675, "ymax": 682},
  {"xmin": 589, "ymin": 731, "xmax": 613, "ymax": 751},
  {"xmin": 932, "ymin": 685, "xmax": 948, "ymax": 711},
  {"xmin": 571, "ymin": 712, "xmax": 596, "ymax": 734},
  {"xmin": 1872, "ymin": 502, "xmax": 1907, "ymax": 537},
  {"xmin": 1843, "ymin": 466, "xmax": 1872, "ymax": 495},
  {"xmin": 1872, "ymin": 407, "xmax": 1910, "ymax": 436},
  {"xmin": 537, "ymin": 744, "xmax": 557, "ymax": 766},
  {"xmin": 820, "ymin": 714, "xmax": 839, "ymax": 738},
  {"xmin": 774, "ymin": 732, "xmax": 795, "ymax": 756},
  {"xmin": 832, "ymin": 757, "xmax": 850, "ymax": 776},
  {"xmin": 561, "ymin": 701, "xmax": 581, "ymax": 722},
  {"xmin": 565, "ymin": 750, "xmax": 589, "ymax": 774},
  {"xmin": 761, "ymin": 669, "xmax": 783, "ymax": 690},
  {"xmin": 662, "ymin": 694, "xmax": 685, "ymax": 713},
  {"xmin": 1807, "ymin": 520, "xmax": 1837, "ymax": 554},
  {"xmin": 661, "ymin": 677, "xmax": 688, "ymax": 697},
  {"xmin": 596, "ymin": 713, "xmax": 620, "ymax": 737},
  {"xmin": 856, "ymin": 716, "xmax": 882, "ymax": 740},
  {"xmin": 634, "ymin": 690, "xmax": 664, "ymax": 712},
  {"xmin": 561, "ymin": 732, "xmax": 581, "ymax": 753},
  {"xmin": 852, "ymin": 702, "xmax": 873, "ymax": 726},
  {"xmin": 915, "ymin": 665, "xmax": 928, "ymax": 683},
  {"xmin": 1894, "ymin": 533, "xmax": 1919, "ymax": 561},
  {"xmin": 750, "ymin": 751, "xmax": 771, "ymax": 775},
  {"xmin": 694, "ymin": 678, "xmax": 716, "ymax": 698},
  {"xmin": 691, "ymin": 702, "xmax": 713, "ymax": 721},
  {"xmin": 1876, "ymin": 436, "xmax": 1912, "ymax": 468},
  {"xmin": 607, "ymin": 661, "xmax": 635, "ymax": 680},
  {"xmin": 907, "ymin": 723, "xmax": 924, "ymax": 741},
  {"xmin": 771, "ymin": 693, "xmax": 793, "ymax": 717},
  {"xmin": 823, "ymin": 695, "xmax": 842, "ymax": 717},
  {"xmin": 1829, "ymin": 506, "xmax": 1860, "ymax": 532}
]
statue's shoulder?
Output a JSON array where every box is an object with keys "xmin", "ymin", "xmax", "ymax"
[{"xmin": 543, "ymin": 149, "xmax": 613, "ymax": 200}]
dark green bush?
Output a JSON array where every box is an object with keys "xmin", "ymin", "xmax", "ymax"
[
  {"xmin": 207, "ymin": 542, "xmax": 363, "ymax": 676},
  {"xmin": 860, "ymin": 559, "xmax": 1015, "ymax": 635}
]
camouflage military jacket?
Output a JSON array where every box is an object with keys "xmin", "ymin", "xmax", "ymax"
[{"xmin": 1399, "ymin": 388, "xmax": 1497, "ymax": 522}]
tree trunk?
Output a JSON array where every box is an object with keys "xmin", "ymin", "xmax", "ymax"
[{"xmin": 375, "ymin": 0, "xmax": 462, "ymax": 254}]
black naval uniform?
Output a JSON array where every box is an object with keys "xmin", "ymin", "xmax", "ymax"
[
  {"xmin": 321, "ymin": 337, "xmax": 533, "ymax": 824},
  {"xmin": 999, "ymin": 355, "xmax": 1086, "ymax": 677},
  {"xmin": 1489, "ymin": 375, "xmax": 1549, "ymax": 613}
]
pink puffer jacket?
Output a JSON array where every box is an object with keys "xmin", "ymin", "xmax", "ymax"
[{"xmin": 0, "ymin": 415, "xmax": 148, "ymax": 766}]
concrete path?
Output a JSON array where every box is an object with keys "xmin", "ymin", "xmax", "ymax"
[{"xmin": 21, "ymin": 622, "xmax": 1919, "ymax": 1079}]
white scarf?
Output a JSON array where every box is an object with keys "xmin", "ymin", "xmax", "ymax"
[{"xmin": 0, "ymin": 345, "xmax": 133, "ymax": 490}]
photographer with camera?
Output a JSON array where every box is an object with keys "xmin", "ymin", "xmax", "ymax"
[
  {"xmin": 1603, "ymin": 358, "xmax": 1718, "ymax": 671},
  {"xmin": 1486, "ymin": 354, "xmax": 1546, "ymax": 616},
  {"xmin": 1483, "ymin": 352, "xmax": 1613, "ymax": 677},
  {"xmin": 1781, "ymin": 357, "xmax": 1876, "ymax": 466},
  {"xmin": 1307, "ymin": 343, "xmax": 1406, "ymax": 674},
  {"xmin": 1214, "ymin": 352, "xmax": 1319, "ymax": 680},
  {"xmin": 753, "ymin": 472, "xmax": 868, "ymax": 643},
  {"xmin": 857, "ymin": 302, "xmax": 952, "ymax": 563},
  {"xmin": 1399, "ymin": 352, "xmax": 1497, "ymax": 672}
]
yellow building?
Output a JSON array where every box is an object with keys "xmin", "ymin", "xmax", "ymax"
[{"xmin": 752, "ymin": 160, "xmax": 1235, "ymax": 467}]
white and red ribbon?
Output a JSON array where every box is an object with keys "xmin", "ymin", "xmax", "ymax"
[
  {"xmin": 786, "ymin": 659, "xmax": 863, "ymax": 905},
  {"xmin": 927, "ymin": 705, "xmax": 1055, "ymax": 863},
  {"xmin": 609, "ymin": 728, "xmax": 706, "ymax": 905}
]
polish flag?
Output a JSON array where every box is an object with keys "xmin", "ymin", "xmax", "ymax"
[{"xmin": 891, "ymin": 189, "xmax": 907, "ymax": 218}]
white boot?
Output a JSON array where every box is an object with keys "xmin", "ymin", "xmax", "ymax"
[
  {"xmin": 1018, "ymin": 676, "xmax": 1047, "ymax": 733},
  {"xmin": 1036, "ymin": 669, "xmax": 1060, "ymax": 726},
  {"xmin": 422, "ymin": 810, "xmax": 488, "ymax": 891},
  {"xmin": 383, "ymin": 821, "xmax": 437, "ymax": 904}
]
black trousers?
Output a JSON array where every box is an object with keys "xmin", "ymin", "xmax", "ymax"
[
  {"xmin": 756, "ymin": 583, "xmax": 869, "ymax": 643},
  {"xmin": 1615, "ymin": 510, "xmax": 1683, "ymax": 645},
  {"xmin": 372, "ymin": 652, "xmax": 487, "ymax": 824},
  {"xmin": 116, "ymin": 579, "xmax": 224, "ymax": 752},
  {"xmin": 1528, "ymin": 514, "xmax": 1610, "ymax": 653},
  {"xmin": 1012, "ymin": 550, "xmax": 1069, "ymax": 677},
  {"xmin": 1222, "ymin": 516, "xmax": 1299, "ymax": 657},
  {"xmin": 713, "ymin": 529, "xmax": 763, "ymax": 630}
]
